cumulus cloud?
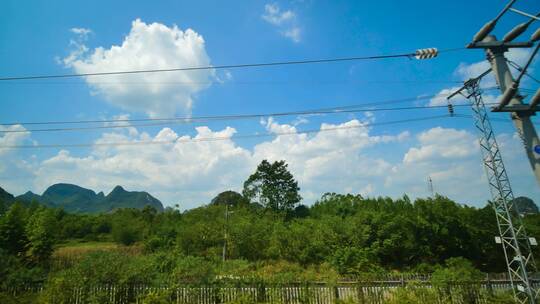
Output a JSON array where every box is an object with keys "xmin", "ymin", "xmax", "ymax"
[
  {"xmin": 428, "ymin": 86, "xmax": 466, "ymax": 106},
  {"xmin": 455, "ymin": 48, "xmax": 531, "ymax": 84},
  {"xmin": 62, "ymin": 19, "xmax": 214, "ymax": 117},
  {"xmin": 4, "ymin": 120, "xmax": 539, "ymax": 209},
  {"xmin": 34, "ymin": 126, "xmax": 252, "ymax": 210},
  {"xmin": 9, "ymin": 117, "xmax": 409, "ymax": 209},
  {"xmin": 0, "ymin": 125, "xmax": 36, "ymax": 194},
  {"xmin": 262, "ymin": 3, "xmax": 295, "ymax": 25},
  {"xmin": 0, "ymin": 125, "xmax": 31, "ymax": 153},
  {"xmin": 283, "ymin": 27, "xmax": 301, "ymax": 43},
  {"xmin": 70, "ymin": 27, "xmax": 92, "ymax": 37},
  {"xmin": 253, "ymin": 119, "xmax": 408, "ymax": 201},
  {"xmin": 262, "ymin": 3, "xmax": 302, "ymax": 43},
  {"xmin": 387, "ymin": 127, "xmax": 488, "ymax": 202},
  {"xmin": 403, "ymin": 127, "xmax": 477, "ymax": 164}
]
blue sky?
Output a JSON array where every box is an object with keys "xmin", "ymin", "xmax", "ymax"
[{"xmin": 1, "ymin": 0, "xmax": 539, "ymax": 209}]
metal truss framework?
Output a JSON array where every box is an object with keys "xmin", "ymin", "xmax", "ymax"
[{"xmin": 463, "ymin": 79, "xmax": 538, "ymax": 304}]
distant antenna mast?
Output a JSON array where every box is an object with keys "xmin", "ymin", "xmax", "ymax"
[{"xmin": 428, "ymin": 176, "xmax": 434, "ymax": 197}]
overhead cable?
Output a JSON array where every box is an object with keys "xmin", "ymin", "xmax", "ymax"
[
  {"xmin": 0, "ymin": 115, "xmax": 451, "ymax": 149},
  {"xmin": 0, "ymin": 48, "xmax": 466, "ymax": 81}
]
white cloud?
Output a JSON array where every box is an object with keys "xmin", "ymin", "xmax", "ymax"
[
  {"xmin": 62, "ymin": 19, "xmax": 214, "ymax": 117},
  {"xmin": 388, "ymin": 127, "xmax": 488, "ymax": 201},
  {"xmin": 70, "ymin": 27, "xmax": 92, "ymax": 37},
  {"xmin": 262, "ymin": 3, "xmax": 295, "ymax": 25},
  {"xmin": 252, "ymin": 119, "xmax": 405, "ymax": 201},
  {"xmin": 0, "ymin": 125, "xmax": 31, "ymax": 153},
  {"xmin": 428, "ymin": 86, "xmax": 465, "ymax": 106},
  {"xmin": 10, "ymin": 118, "xmax": 407, "ymax": 209},
  {"xmin": 0, "ymin": 125, "xmax": 36, "ymax": 194},
  {"xmin": 403, "ymin": 127, "xmax": 477, "ymax": 164},
  {"xmin": 262, "ymin": 3, "xmax": 302, "ymax": 43},
  {"xmin": 3, "ymin": 120, "xmax": 539, "ymax": 209},
  {"xmin": 33, "ymin": 126, "xmax": 253, "ymax": 210},
  {"xmin": 455, "ymin": 48, "xmax": 531, "ymax": 83},
  {"xmin": 283, "ymin": 27, "xmax": 301, "ymax": 43}
]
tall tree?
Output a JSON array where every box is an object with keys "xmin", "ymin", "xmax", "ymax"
[
  {"xmin": 243, "ymin": 160, "xmax": 301, "ymax": 212},
  {"xmin": 26, "ymin": 207, "xmax": 56, "ymax": 264},
  {"xmin": 0, "ymin": 202, "xmax": 28, "ymax": 256},
  {"xmin": 211, "ymin": 190, "xmax": 249, "ymax": 207}
]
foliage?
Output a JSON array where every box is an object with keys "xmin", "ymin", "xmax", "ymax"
[
  {"xmin": 211, "ymin": 190, "xmax": 249, "ymax": 207},
  {"xmin": 0, "ymin": 203, "xmax": 29, "ymax": 256},
  {"xmin": 431, "ymin": 257, "xmax": 484, "ymax": 286},
  {"xmin": 172, "ymin": 255, "xmax": 215, "ymax": 283},
  {"xmin": 1, "ymin": 190, "xmax": 540, "ymax": 303},
  {"xmin": 485, "ymin": 290, "xmax": 518, "ymax": 304},
  {"xmin": 0, "ymin": 292, "xmax": 38, "ymax": 304},
  {"xmin": 138, "ymin": 290, "xmax": 172, "ymax": 304},
  {"xmin": 514, "ymin": 196, "xmax": 539, "ymax": 215},
  {"xmin": 329, "ymin": 247, "xmax": 382, "ymax": 275},
  {"xmin": 25, "ymin": 207, "xmax": 57, "ymax": 264},
  {"xmin": 243, "ymin": 160, "xmax": 301, "ymax": 212},
  {"xmin": 111, "ymin": 210, "xmax": 145, "ymax": 245},
  {"xmin": 386, "ymin": 284, "xmax": 445, "ymax": 304}
]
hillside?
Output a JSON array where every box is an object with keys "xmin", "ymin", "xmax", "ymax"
[
  {"xmin": 1, "ymin": 183, "xmax": 164, "ymax": 213},
  {"xmin": 514, "ymin": 196, "xmax": 539, "ymax": 215},
  {"xmin": 0, "ymin": 186, "xmax": 15, "ymax": 205}
]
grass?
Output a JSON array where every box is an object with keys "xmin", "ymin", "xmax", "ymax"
[
  {"xmin": 51, "ymin": 239, "xmax": 143, "ymax": 270},
  {"xmin": 53, "ymin": 240, "xmax": 120, "ymax": 258}
]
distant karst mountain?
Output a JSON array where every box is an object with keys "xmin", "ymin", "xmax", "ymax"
[
  {"xmin": 0, "ymin": 183, "xmax": 163, "ymax": 213},
  {"xmin": 514, "ymin": 196, "xmax": 539, "ymax": 215},
  {"xmin": 0, "ymin": 187, "xmax": 15, "ymax": 205}
]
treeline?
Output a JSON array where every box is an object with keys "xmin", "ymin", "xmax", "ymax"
[
  {"xmin": 0, "ymin": 160, "xmax": 538, "ymax": 303},
  {"xmin": 0, "ymin": 192, "xmax": 531, "ymax": 303},
  {"xmin": 2, "ymin": 191, "xmax": 540, "ymax": 275}
]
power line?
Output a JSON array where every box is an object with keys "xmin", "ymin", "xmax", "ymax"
[
  {"xmin": 0, "ymin": 79, "xmax": 464, "ymax": 85},
  {"xmin": 0, "ymin": 103, "xmax": 495, "ymax": 134},
  {"xmin": 1, "ymin": 89, "xmax": 504, "ymax": 127},
  {"xmin": 0, "ymin": 115, "xmax": 450, "ymax": 149},
  {"xmin": 0, "ymin": 48, "xmax": 465, "ymax": 81},
  {"xmin": 453, "ymin": 113, "xmax": 513, "ymax": 122},
  {"xmin": 3, "ymin": 95, "xmax": 442, "ymax": 126},
  {"xmin": 507, "ymin": 60, "xmax": 540, "ymax": 84}
]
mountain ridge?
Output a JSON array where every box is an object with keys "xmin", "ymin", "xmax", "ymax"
[{"xmin": 0, "ymin": 184, "xmax": 163, "ymax": 213}]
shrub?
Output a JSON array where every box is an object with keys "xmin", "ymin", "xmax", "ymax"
[
  {"xmin": 138, "ymin": 290, "xmax": 171, "ymax": 304},
  {"xmin": 173, "ymin": 255, "xmax": 215, "ymax": 283},
  {"xmin": 431, "ymin": 257, "xmax": 483, "ymax": 285},
  {"xmin": 112, "ymin": 223, "xmax": 140, "ymax": 246}
]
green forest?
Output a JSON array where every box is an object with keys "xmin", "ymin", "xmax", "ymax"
[{"xmin": 1, "ymin": 160, "xmax": 538, "ymax": 303}]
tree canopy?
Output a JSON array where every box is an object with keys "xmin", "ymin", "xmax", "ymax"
[
  {"xmin": 211, "ymin": 190, "xmax": 249, "ymax": 207},
  {"xmin": 242, "ymin": 160, "xmax": 301, "ymax": 212}
]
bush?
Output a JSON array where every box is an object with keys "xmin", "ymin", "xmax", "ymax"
[
  {"xmin": 173, "ymin": 255, "xmax": 215, "ymax": 283},
  {"xmin": 431, "ymin": 257, "xmax": 484, "ymax": 285},
  {"xmin": 0, "ymin": 292, "xmax": 38, "ymax": 304},
  {"xmin": 329, "ymin": 247, "xmax": 382, "ymax": 275},
  {"xmin": 138, "ymin": 290, "xmax": 171, "ymax": 304},
  {"xmin": 486, "ymin": 290, "xmax": 517, "ymax": 304},
  {"xmin": 386, "ymin": 285, "xmax": 439, "ymax": 304}
]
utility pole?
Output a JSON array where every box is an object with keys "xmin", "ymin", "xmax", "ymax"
[{"xmin": 475, "ymin": 35, "xmax": 540, "ymax": 185}]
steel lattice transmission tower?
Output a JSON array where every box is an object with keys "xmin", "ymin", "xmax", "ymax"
[
  {"xmin": 449, "ymin": 75, "xmax": 538, "ymax": 303},
  {"xmin": 447, "ymin": 2, "xmax": 540, "ymax": 302}
]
